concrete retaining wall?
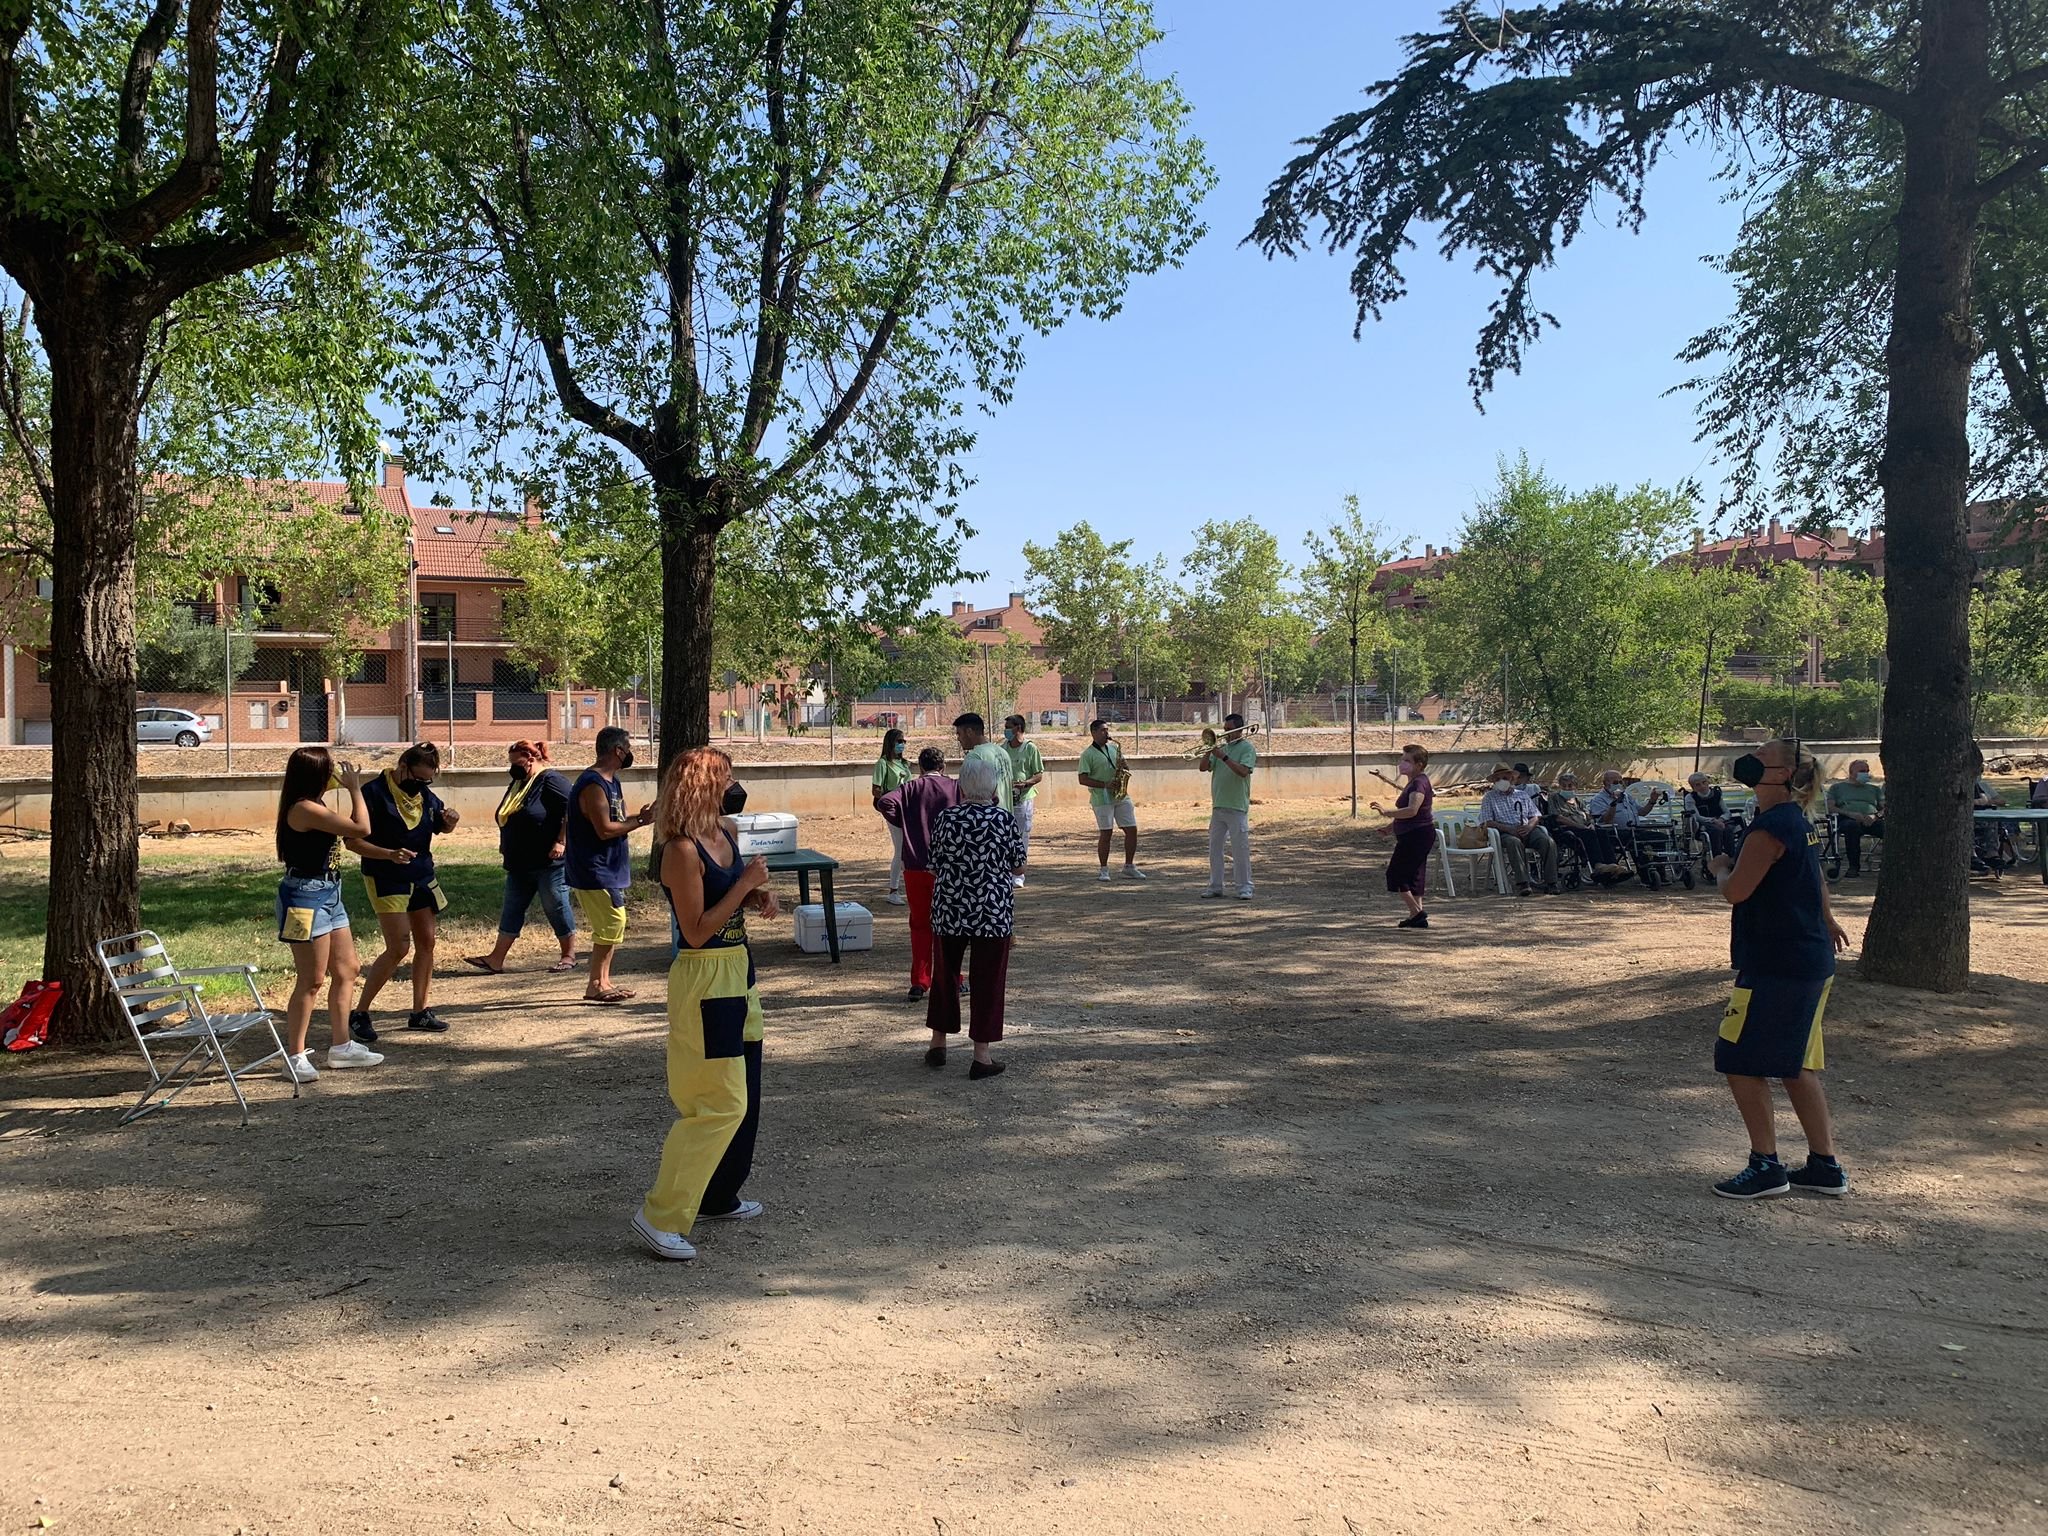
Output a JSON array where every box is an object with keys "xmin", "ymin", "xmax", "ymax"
[{"xmin": 4, "ymin": 738, "xmax": 2035, "ymax": 836}]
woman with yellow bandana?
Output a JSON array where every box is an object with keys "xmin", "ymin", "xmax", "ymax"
[
  {"xmin": 465, "ymin": 740, "xmax": 578, "ymax": 975},
  {"xmin": 350, "ymin": 741, "xmax": 462, "ymax": 1039}
]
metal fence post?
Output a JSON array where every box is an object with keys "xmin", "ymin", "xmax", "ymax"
[
  {"xmin": 446, "ymin": 628, "xmax": 456, "ymax": 757},
  {"xmin": 223, "ymin": 620, "xmax": 234, "ymax": 774}
]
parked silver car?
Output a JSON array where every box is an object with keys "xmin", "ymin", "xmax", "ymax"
[{"xmin": 135, "ymin": 707, "xmax": 213, "ymax": 748}]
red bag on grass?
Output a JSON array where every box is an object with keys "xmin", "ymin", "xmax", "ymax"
[{"xmin": 1, "ymin": 980, "xmax": 60, "ymax": 1051}]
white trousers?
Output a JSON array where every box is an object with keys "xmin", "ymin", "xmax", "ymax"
[
  {"xmin": 887, "ymin": 822, "xmax": 905, "ymax": 892},
  {"xmin": 1012, "ymin": 797, "xmax": 1037, "ymax": 861},
  {"xmin": 1208, "ymin": 808, "xmax": 1251, "ymax": 894}
]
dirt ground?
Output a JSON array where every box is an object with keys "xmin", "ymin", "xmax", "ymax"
[{"xmin": 2, "ymin": 797, "xmax": 2045, "ymax": 1536}]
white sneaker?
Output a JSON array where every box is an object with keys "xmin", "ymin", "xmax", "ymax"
[
  {"xmin": 1012, "ymin": 875, "xmax": 1026, "ymax": 888},
  {"xmin": 325, "ymin": 1040, "xmax": 384, "ymax": 1069},
  {"xmin": 1236, "ymin": 888, "xmax": 1254, "ymax": 900},
  {"xmin": 280, "ymin": 1052, "xmax": 319, "ymax": 1084},
  {"xmin": 631, "ymin": 1209, "xmax": 698, "ymax": 1261},
  {"xmin": 886, "ymin": 890, "xmax": 908, "ymax": 906},
  {"xmin": 698, "ymin": 1199, "xmax": 765, "ymax": 1222},
  {"xmin": 1097, "ymin": 868, "xmax": 1113, "ymax": 882},
  {"xmin": 1124, "ymin": 865, "xmax": 1148, "ymax": 880}
]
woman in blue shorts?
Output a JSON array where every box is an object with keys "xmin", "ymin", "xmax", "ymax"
[
  {"xmin": 274, "ymin": 747, "xmax": 385, "ymax": 1082},
  {"xmin": 1707, "ymin": 737, "xmax": 1851, "ymax": 1200}
]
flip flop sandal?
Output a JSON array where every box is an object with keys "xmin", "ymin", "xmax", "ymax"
[
  {"xmin": 547, "ymin": 956, "xmax": 579, "ymax": 973},
  {"xmin": 584, "ymin": 987, "xmax": 636, "ymax": 1004},
  {"xmin": 463, "ymin": 956, "xmax": 503, "ymax": 974}
]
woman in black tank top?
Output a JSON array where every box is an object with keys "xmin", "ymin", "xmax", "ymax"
[
  {"xmin": 274, "ymin": 747, "xmax": 384, "ymax": 1083},
  {"xmin": 628, "ymin": 748, "xmax": 781, "ymax": 1263}
]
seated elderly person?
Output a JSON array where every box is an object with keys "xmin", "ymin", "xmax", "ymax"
[
  {"xmin": 1824, "ymin": 757, "xmax": 1885, "ymax": 879},
  {"xmin": 1479, "ymin": 763, "xmax": 1558, "ymax": 896},
  {"xmin": 1587, "ymin": 769, "xmax": 1662, "ymax": 886},
  {"xmin": 1683, "ymin": 770, "xmax": 1737, "ymax": 875},
  {"xmin": 1546, "ymin": 769, "xmax": 1623, "ymax": 880}
]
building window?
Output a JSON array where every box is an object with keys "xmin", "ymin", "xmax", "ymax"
[
  {"xmin": 421, "ymin": 657, "xmax": 451, "ymax": 692},
  {"xmin": 346, "ymin": 653, "xmax": 389, "ymax": 685},
  {"xmin": 418, "ymin": 592, "xmax": 456, "ymax": 640},
  {"xmin": 34, "ymin": 650, "xmax": 51, "ymax": 683}
]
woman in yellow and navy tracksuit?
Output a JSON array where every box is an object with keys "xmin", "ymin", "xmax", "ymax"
[
  {"xmin": 629, "ymin": 747, "xmax": 777, "ymax": 1263},
  {"xmin": 1706, "ymin": 737, "xmax": 1852, "ymax": 1201},
  {"xmin": 351, "ymin": 742, "xmax": 462, "ymax": 1040}
]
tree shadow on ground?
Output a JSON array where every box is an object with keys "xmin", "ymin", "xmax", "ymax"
[{"xmin": 4, "ymin": 811, "xmax": 2046, "ymax": 1525}]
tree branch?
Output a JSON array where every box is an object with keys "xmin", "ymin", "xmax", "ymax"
[
  {"xmin": 768, "ymin": 1, "xmax": 1038, "ymax": 493},
  {"xmin": 738, "ymin": 0, "xmax": 798, "ymax": 452},
  {"xmin": 114, "ymin": 0, "xmax": 182, "ymax": 198},
  {"xmin": 1971, "ymin": 136, "xmax": 2048, "ymax": 209},
  {"xmin": 489, "ymin": 122, "xmax": 657, "ymax": 464},
  {"xmin": 247, "ymin": 30, "xmax": 306, "ymax": 226},
  {"xmin": 0, "ymin": 4, "xmax": 29, "ymax": 163},
  {"xmin": 106, "ymin": 0, "xmax": 225, "ymax": 247}
]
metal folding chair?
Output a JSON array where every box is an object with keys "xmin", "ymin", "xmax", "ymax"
[{"xmin": 96, "ymin": 930, "xmax": 292, "ymax": 1126}]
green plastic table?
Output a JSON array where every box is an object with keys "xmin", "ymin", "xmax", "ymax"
[{"xmin": 765, "ymin": 847, "xmax": 846, "ymax": 960}]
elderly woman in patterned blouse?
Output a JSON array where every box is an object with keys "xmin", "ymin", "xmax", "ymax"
[{"xmin": 924, "ymin": 751, "xmax": 1025, "ymax": 1080}]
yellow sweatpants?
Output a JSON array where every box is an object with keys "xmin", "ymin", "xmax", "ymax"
[{"xmin": 642, "ymin": 947, "xmax": 750, "ymax": 1235}]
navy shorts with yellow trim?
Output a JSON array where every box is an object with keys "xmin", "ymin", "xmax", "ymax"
[
  {"xmin": 363, "ymin": 871, "xmax": 447, "ymax": 917},
  {"xmin": 1715, "ymin": 971, "xmax": 1831, "ymax": 1078}
]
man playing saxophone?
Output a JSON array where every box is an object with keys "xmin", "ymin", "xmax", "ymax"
[{"xmin": 1078, "ymin": 718, "xmax": 1147, "ymax": 882}]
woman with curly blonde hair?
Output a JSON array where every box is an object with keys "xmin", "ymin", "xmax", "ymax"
[{"xmin": 630, "ymin": 748, "xmax": 780, "ymax": 1263}]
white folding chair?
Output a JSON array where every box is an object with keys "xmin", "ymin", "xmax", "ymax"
[
  {"xmin": 1435, "ymin": 813, "xmax": 1510, "ymax": 896},
  {"xmin": 96, "ymin": 930, "xmax": 291, "ymax": 1126}
]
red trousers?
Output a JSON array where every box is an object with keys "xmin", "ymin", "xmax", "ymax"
[{"xmin": 904, "ymin": 869, "xmax": 939, "ymax": 989}]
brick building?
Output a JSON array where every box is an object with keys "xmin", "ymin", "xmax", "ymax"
[
  {"xmin": 850, "ymin": 592, "xmax": 1071, "ymax": 732},
  {"xmin": 0, "ymin": 459, "xmax": 627, "ymax": 748}
]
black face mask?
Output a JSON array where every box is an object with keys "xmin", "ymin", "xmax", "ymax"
[
  {"xmin": 509, "ymin": 764, "xmax": 530, "ymax": 782},
  {"xmin": 399, "ymin": 776, "xmax": 429, "ymax": 796},
  {"xmin": 723, "ymin": 781, "xmax": 749, "ymax": 816},
  {"xmin": 1731, "ymin": 754, "xmax": 1766, "ymax": 788},
  {"xmin": 616, "ymin": 749, "xmax": 635, "ymax": 771}
]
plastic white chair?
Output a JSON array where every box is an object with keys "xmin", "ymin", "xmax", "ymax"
[
  {"xmin": 1435, "ymin": 812, "xmax": 1510, "ymax": 897},
  {"xmin": 97, "ymin": 930, "xmax": 290, "ymax": 1126}
]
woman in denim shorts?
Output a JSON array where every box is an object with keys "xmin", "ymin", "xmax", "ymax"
[{"xmin": 275, "ymin": 747, "xmax": 386, "ymax": 1083}]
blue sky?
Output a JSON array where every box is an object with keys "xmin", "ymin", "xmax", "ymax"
[{"xmin": 942, "ymin": 0, "xmax": 1750, "ymax": 608}]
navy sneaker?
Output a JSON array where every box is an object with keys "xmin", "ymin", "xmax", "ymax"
[
  {"xmin": 406, "ymin": 1009, "xmax": 450, "ymax": 1032},
  {"xmin": 349, "ymin": 1009, "xmax": 377, "ymax": 1045},
  {"xmin": 1787, "ymin": 1157, "xmax": 1849, "ymax": 1197},
  {"xmin": 1713, "ymin": 1154, "xmax": 1791, "ymax": 1201}
]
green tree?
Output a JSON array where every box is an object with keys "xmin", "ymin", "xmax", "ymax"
[
  {"xmin": 959, "ymin": 632, "xmax": 1045, "ymax": 726},
  {"xmin": 1023, "ymin": 522, "xmax": 1142, "ymax": 718},
  {"xmin": 398, "ymin": 0, "xmax": 1211, "ymax": 778},
  {"xmin": 134, "ymin": 606, "xmax": 254, "ymax": 694},
  {"xmin": 885, "ymin": 618, "xmax": 975, "ymax": 704},
  {"xmin": 1817, "ymin": 568, "xmax": 1890, "ymax": 680},
  {"xmin": 255, "ymin": 498, "xmax": 410, "ymax": 741},
  {"xmin": 1971, "ymin": 570, "xmax": 2048, "ymax": 706},
  {"xmin": 1301, "ymin": 496, "xmax": 1402, "ymax": 813},
  {"xmin": 1110, "ymin": 554, "xmax": 1186, "ymax": 722},
  {"xmin": 1423, "ymin": 458, "xmax": 1702, "ymax": 753},
  {"xmin": 0, "ymin": 4, "xmax": 428, "ymax": 1039},
  {"xmin": 1175, "ymin": 517, "xmax": 1291, "ymax": 716},
  {"xmin": 1250, "ymin": 0, "xmax": 2048, "ymax": 990},
  {"xmin": 1683, "ymin": 129, "xmax": 2048, "ymax": 520}
]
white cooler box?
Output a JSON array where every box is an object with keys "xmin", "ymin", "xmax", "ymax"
[
  {"xmin": 793, "ymin": 902, "xmax": 873, "ymax": 954},
  {"xmin": 731, "ymin": 811, "xmax": 798, "ymax": 856}
]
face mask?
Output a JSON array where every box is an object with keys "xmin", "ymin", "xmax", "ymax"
[
  {"xmin": 1005, "ymin": 729, "xmax": 1019, "ymax": 742},
  {"xmin": 892, "ymin": 743, "xmax": 905, "ymax": 758},
  {"xmin": 509, "ymin": 763, "xmax": 530, "ymax": 781},
  {"xmin": 1731, "ymin": 754, "xmax": 1766, "ymax": 788},
  {"xmin": 617, "ymin": 749, "xmax": 635, "ymax": 770},
  {"xmin": 1855, "ymin": 771, "xmax": 1872, "ymax": 784},
  {"xmin": 722, "ymin": 781, "xmax": 748, "ymax": 816},
  {"xmin": 399, "ymin": 776, "xmax": 428, "ymax": 796}
]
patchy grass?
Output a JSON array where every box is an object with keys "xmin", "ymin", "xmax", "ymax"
[{"xmin": 0, "ymin": 841, "xmax": 666, "ymax": 1013}]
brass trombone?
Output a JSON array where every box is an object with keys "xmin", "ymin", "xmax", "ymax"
[{"xmin": 1181, "ymin": 723, "xmax": 1261, "ymax": 758}]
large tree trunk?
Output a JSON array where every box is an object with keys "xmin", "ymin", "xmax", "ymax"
[
  {"xmin": 657, "ymin": 492, "xmax": 718, "ymax": 774},
  {"xmin": 40, "ymin": 302, "xmax": 152, "ymax": 1046},
  {"xmin": 1861, "ymin": 0, "xmax": 1989, "ymax": 993}
]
